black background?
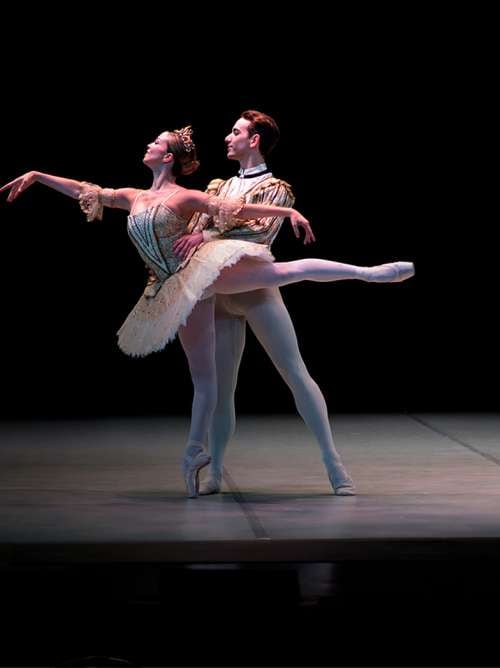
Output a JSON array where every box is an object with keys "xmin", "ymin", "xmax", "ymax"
[
  {"xmin": 1, "ymin": 7, "xmax": 495, "ymax": 419},
  {"xmin": 0, "ymin": 9, "xmax": 498, "ymax": 668}
]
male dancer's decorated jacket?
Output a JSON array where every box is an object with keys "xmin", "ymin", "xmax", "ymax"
[{"xmin": 188, "ymin": 163, "xmax": 295, "ymax": 247}]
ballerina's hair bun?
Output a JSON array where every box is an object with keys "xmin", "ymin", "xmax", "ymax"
[{"xmin": 168, "ymin": 125, "xmax": 200, "ymax": 176}]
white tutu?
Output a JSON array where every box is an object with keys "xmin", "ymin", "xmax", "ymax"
[{"xmin": 117, "ymin": 239, "xmax": 274, "ymax": 357}]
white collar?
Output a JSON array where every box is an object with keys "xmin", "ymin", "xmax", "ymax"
[{"xmin": 237, "ymin": 162, "xmax": 269, "ymax": 178}]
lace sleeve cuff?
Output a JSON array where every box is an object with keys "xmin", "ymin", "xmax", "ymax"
[
  {"xmin": 78, "ymin": 183, "xmax": 117, "ymax": 222},
  {"xmin": 78, "ymin": 182, "xmax": 104, "ymax": 222},
  {"xmin": 207, "ymin": 194, "xmax": 246, "ymax": 232}
]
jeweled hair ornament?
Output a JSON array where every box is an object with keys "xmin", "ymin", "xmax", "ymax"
[{"xmin": 174, "ymin": 125, "xmax": 195, "ymax": 153}]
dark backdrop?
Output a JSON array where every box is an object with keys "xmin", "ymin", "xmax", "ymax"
[{"xmin": 1, "ymin": 9, "xmax": 494, "ymax": 418}]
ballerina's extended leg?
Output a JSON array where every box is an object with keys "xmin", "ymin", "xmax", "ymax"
[{"xmin": 209, "ymin": 258, "xmax": 415, "ymax": 296}]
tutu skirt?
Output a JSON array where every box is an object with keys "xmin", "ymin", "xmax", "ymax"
[{"xmin": 117, "ymin": 239, "xmax": 274, "ymax": 357}]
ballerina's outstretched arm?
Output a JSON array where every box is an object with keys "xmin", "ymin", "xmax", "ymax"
[
  {"xmin": 173, "ymin": 188, "xmax": 315, "ymax": 259},
  {"xmin": 0, "ymin": 170, "xmax": 140, "ymax": 217},
  {"xmin": 183, "ymin": 189, "xmax": 311, "ymax": 235}
]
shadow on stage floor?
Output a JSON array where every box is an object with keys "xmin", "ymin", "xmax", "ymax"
[{"xmin": 1, "ymin": 414, "xmax": 500, "ymax": 666}]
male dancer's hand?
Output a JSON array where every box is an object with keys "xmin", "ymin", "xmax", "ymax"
[{"xmin": 173, "ymin": 232, "xmax": 204, "ymax": 260}]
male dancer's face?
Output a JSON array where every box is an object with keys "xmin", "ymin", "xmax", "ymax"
[{"xmin": 225, "ymin": 118, "xmax": 257, "ymax": 162}]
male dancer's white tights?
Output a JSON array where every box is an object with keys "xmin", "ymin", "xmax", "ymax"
[
  {"xmin": 206, "ymin": 288, "xmax": 352, "ymax": 490},
  {"xmin": 177, "ymin": 257, "xmax": 413, "ymax": 487}
]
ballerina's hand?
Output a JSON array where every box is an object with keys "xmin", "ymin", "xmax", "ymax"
[
  {"xmin": 0, "ymin": 171, "xmax": 38, "ymax": 202},
  {"xmin": 173, "ymin": 232, "xmax": 204, "ymax": 260},
  {"xmin": 289, "ymin": 210, "xmax": 316, "ymax": 245}
]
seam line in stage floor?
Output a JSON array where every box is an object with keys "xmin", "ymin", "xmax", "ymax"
[
  {"xmin": 221, "ymin": 466, "xmax": 269, "ymax": 540},
  {"xmin": 409, "ymin": 413, "xmax": 500, "ymax": 467}
]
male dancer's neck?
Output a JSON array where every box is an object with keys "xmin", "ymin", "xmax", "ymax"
[{"xmin": 238, "ymin": 154, "xmax": 264, "ymax": 170}]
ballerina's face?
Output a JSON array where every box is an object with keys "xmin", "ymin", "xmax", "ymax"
[{"xmin": 143, "ymin": 131, "xmax": 170, "ymax": 166}]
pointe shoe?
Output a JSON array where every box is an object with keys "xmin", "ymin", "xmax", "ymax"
[
  {"xmin": 182, "ymin": 450, "xmax": 211, "ymax": 498},
  {"xmin": 328, "ymin": 470, "xmax": 357, "ymax": 496},
  {"xmin": 333, "ymin": 482, "xmax": 357, "ymax": 496},
  {"xmin": 199, "ymin": 477, "xmax": 222, "ymax": 496},
  {"xmin": 368, "ymin": 261, "xmax": 415, "ymax": 283}
]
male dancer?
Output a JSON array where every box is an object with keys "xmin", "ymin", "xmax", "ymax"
[{"xmin": 173, "ymin": 110, "xmax": 356, "ymax": 496}]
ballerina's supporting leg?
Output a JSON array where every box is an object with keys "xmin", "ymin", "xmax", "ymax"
[
  {"xmin": 200, "ymin": 312, "xmax": 246, "ymax": 496},
  {"xmin": 208, "ymin": 258, "xmax": 415, "ymax": 296},
  {"xmin": 178, "ymin": 296, "xmax": 217, "ymax": 498}
]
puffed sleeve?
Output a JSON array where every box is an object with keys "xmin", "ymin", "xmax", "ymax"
[{"xmin": 206, "ymin": 194, "xmax": 247, "ymax": 232}]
